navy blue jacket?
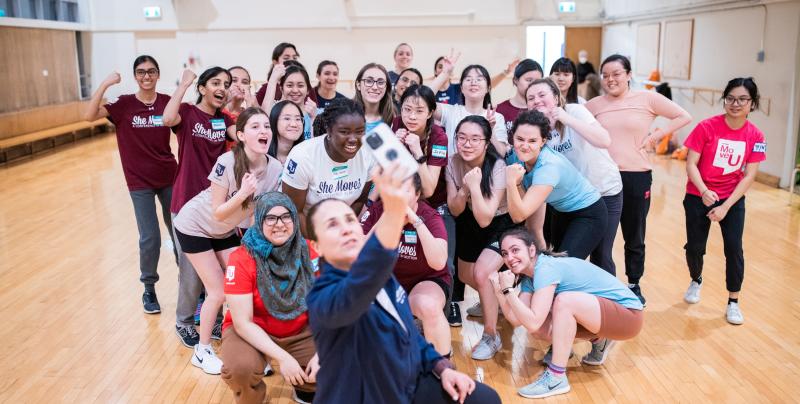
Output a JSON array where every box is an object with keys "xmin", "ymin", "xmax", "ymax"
[{"xmin": 308, "ymin": 234, "xmax": 443, "ymax": 404}]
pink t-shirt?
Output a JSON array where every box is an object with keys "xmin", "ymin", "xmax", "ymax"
[
  {"xmin": 359, "ymin": 200, "xmax": 451, "ymax": 292},
  {"xmin": 391, "ymin": 118, "xmax": 449, "ymax": 207},
  {"xmin": 170, "ymin": 103, "xmax": 234, "ymax": 213},
  {"xmin": 104, "ymin": 93, "xmax": 177, "ymax": 191},
  {"xmin": 585, "ymin": 90, "xmax": 688, "ymax": 172},
  {"xmin": 496, "ymin": 99, "xmax": 526, "ymax": 133},
  {"xmin": 683, "ymin": 115, "xmax": 766, "ymax": 199}
]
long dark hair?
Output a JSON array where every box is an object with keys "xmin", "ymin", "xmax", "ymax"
[
  {"xmin": 499, "ymin": 227, "xmax": 566, "ymax": 257},
  {"xmin": 455, "ymin": 115, "xmax": 500, "ymax": 198},
  {"xmin": 196, "ymin": 66, "xmax": 232, "ymax": 106},
  {"xmin": 354, "ymin": 63, "xmax": 395, "ymax": 124},
  {"xmin": 272, "ymin": 42, "xmax": 298, "ymax": 63},
  {"xmin": 233, "ymin": 107, "xmax": 269, "ymax": 210},
  {"xmin": 268, "ymin": 100, "xmax": 305, "ymax": 158},
  {"xmin": 315, "ymin": 60, "xmax": 338, "ymax": 91},
  {"xmin": 459, "ymin": 65, "xmax": 492, "ymax": 108},
  {"xmin": 549, "ymin": 57, "xmax": 579, "ymax": 104}
]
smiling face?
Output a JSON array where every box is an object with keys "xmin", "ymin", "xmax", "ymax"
[
  {"xmin": 357, "ymin": 67, "xmax": 388, "ymax": 105},
  {"xmin": 723, "ymin": 86, "xmax": 753, "ymax": 120},
  {"xmin": 262, "ymin": 205, "xmax": 295, "ymax": 246},
  {"xmin": 512, "ymin": 124, "xmax": 545, "ymax": 164},
  {"xmin": 455, "ymin": 121, "xmax": 488, "ymax": 163},
  {"xmin": 395, "ymin": 70, "xmax": 421, "ymax": 100},
  {"xmin": 237, "ymin": 112, "xmax": 271, "ymax": 155},
  {"xmin": 276, "ymin": 103, "xmax": 303, "ymax": 142},
  {"xmin": 526, "ymin": 83, "xmax": 558, "ymax": 115},
  {"xmin": 514, "ymin": 70, "xmax": 542, "ymax": 99},
  {"xmin": 327, "ymin": 113, "xmax": 366, "ymax": 161},
  {"xmin": 550, "ymin": 71, "xmax": 573, "ymax": 96},
  {"xmin": 318, "ymin": 64, "xmax": 339, "ymax": 91},
  {"xmin": 401, "ymin": 96, "xmax": 432, "ymax": 134},
  {"xmin": 461, "ymin": 68, "xmax": 488, "ymax": 104},
  {"xmin": 600, "ymin": 61, "xmax": 631, "ymax": 97},
  {"xmin": 394, "ymin": 44, "xmax": 413, "ymax": 70},
  {"xmin": 230, "ymin": 67, "xmax": 251, "ymax": 93},
  {"xmin": 500, "ymin": 236, "xmax": 536, "ymax": 274},
  {"xmin": 199, "ymin": 72, "xmax": 231, "ymax": 109},
  {"xmin": 310, "ymin": 199, "xmax": 366, "ymax": 267},
  {"xmin": 134, "ymin": 60, "xmax": 159, "ymax": 91},
  {"xmin": 282, "ymin": 72, "xmax": 308, "ymax": 104}
]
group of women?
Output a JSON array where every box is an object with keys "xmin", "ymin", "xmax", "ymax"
[{"xmin": 83, "ymin": 39, "xmax": 766, "ymax": 401}]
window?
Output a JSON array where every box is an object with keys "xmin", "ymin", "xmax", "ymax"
[
  {"xmin": 3, "ymin": 0, "xmax": 79, "ymax": 22},
  {"xmin": 526, "ymin": 26, "xmax": 566, "ymax": 74}
]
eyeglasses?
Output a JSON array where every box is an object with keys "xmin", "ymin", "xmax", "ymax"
[
  {"xmin": 401, "ymin": 106, "xmax": 427, "ymax": 117},
  {"xmin": 279, "ymin": 115, "xmax": 303, "ymax": 124},
  {"xmin": 724, "ymin": 96, "xmax": 752, "ymax": 106},
  {"xmin": 600, "ymin": 70, "xmax": 627, "ymax": 81},
  {"xmin": 264, "ymin": 213, "xmax": 293, "ymax": 226},
  {"xmin": 456, "ymin": 136, "xmax": 485, "ymax": 146},
  {"xmin": 463, "ymin": 77, "xmax": 486, "ymax": 84},
  {"xmin": 135, "ymin": 69, "xmax": 159, "ymax": 78},
  {"xmin": 360, "ymin": 78, "xmax": 387, "ymax": 89},
  {"xmin": 399, "ymin": 76, "xmax": 419, "ymax": 86}
]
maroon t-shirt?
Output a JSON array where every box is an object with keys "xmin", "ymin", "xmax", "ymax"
[
  {"xmin": 255, "ymin": 83, "xmax": 283, "ymax": 106},
  {"xmin": 170, "ymin": 103, "xmax": 234, "ymax": 213},
  {"xmin": 496, "ymin": 99, "xmax": 526, "ymax": 133},
  {"xmin": 104, "ymin": 93, "xmax": 177, "ymax": 191},
  {"xmin": 391, "ymin": 118, "xmax": 449, "ymax": 207},
  {"xmin": 360, "ymin": 200, "xmax": 451, "ymax": 292}
]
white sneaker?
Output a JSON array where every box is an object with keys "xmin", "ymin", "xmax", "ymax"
[
  {"xmin": 466, "ymin": 302, "xmax": 483, "ymax": 317},
  {"xmin": 726, "ymin": 302, "xmax": 744, "ymax": 325},
  {"xmin": 191, "ymin": 344, "xmax": 223, "ymax": 375},
  {"xmin": 684, "ymin": 281, "xmax": 702, "ymax": 304},
  {"xmin": 471, "ymin": 333, "xmax": 502, "ymax": 360}
]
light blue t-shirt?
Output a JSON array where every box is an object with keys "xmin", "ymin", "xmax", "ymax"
[
  {"xmin": 303, "ymin": 114, "xmax": 313, "ymax": 140},
  {"xmin": 506, "ymin": 146, "xmax": 600, "ymax": 212},
  {"xmin": 519, "ymin": 254, "xmax": 644, "ymax": 310},
  {"xmin": 365, "ymin": 119, "xmax": 383, "ymax": 134}
]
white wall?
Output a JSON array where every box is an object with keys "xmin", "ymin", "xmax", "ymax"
[{"xmin": 601, "ymin": 1, "xmax": 800, "ymax": 186}]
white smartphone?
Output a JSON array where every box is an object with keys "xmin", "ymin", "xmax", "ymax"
[{"xmin": 364, "ymin": 123, "xmax": 419, "ymax": 178}]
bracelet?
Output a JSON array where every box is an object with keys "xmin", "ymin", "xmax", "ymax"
[
  {"xmin": 501, "ymin": 287, "xmax": 512, "ymax": 295},
  {"xmin": 701, "ymin": 189, "xmax": 710, "ymax": 196},
  {"xmin": 433, "ymin": 358, "xmax": 456, "ymax": 379}
]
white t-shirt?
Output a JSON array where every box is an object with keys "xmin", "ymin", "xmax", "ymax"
[
  {"xmin": 546, "ymin": 104, "xmax": 622, "ymax": 196},
  {"xmin": 439, "ymin": 104, "xmax": 508, "ymax": 157},
  {"xmin": 174, "ymin": 151, "xmax": 283, "ymax": 238},
  {"xmin": 282, "ymin": 134, "xmax": 375, "ymax": 213}
]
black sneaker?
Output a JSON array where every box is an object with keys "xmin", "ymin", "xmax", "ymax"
[
  {"xmin": 446, "ymin": 301, "xmax": 462, "ymax": 327},
  {"xmin": 211, "ymin": 320, "xmax": 222, "ymax": 340},
  {"xmin": 293, "ymin": 388, "xmax": 315, "ymax": 404},
  {"xmin": 628, "ymin": 284, "xmax": 646, "ymax": 307},
  {"xmin": 175, "ymin": 324, "xmax": 200, "ymax": 348},
  {"xmin": 142, "ymin": 290, "xmax": 161, "ymax": 314}
]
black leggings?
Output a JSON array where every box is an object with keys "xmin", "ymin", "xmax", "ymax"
[
  {"xmin": 412, "ymin": 372, "xmax": 501, "ymax": 404},
  {"xmin": 620, "ymin": 171, "xmax": 652, "ymax": 284},
  {"xmin": 683, "ymin": 194, "xmax": 746, "ymax": 292},
  {"xmin": 551, "ymin": 198, "xmax": 608, "ymax": 259}
]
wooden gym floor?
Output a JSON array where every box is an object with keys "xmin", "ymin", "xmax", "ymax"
[{"xmin": 0, "ymin": 133, "xmax": 798, "ymax": 403}]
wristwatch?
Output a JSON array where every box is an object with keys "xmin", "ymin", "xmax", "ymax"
[
  {"xmin": 502, "ymin": 287, "xmax": 512, "ymax": 295},
  {"xmin": 412, "ymin": 217, "xmax": 424, "ymax": 229},
  {"xmin": 416, "ymin": 155, "xmax": 428, "ymax": 164},
  {"xmin": 433, "ymin": 358, "xmax": 456, "ymax": 379}
]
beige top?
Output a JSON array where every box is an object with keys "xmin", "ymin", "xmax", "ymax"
[
  {"xmin": 585, "ymin": 90, "xmax": 688, "ymax": 171},
  {"xmin": 174, "ymin": 151, "xmax": 283, "ymax": 238},
  {"xmin": 446, "ymin": 154, "xmax": 508, "ymax": 215}
]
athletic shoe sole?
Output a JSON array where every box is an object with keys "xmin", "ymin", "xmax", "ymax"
[
  {"xmin": 448, "ymin": 320, "xmax": 462, "ymax": 327},
  {"xmin": 518, "ymin": 384, "xmax": 571, "ymax": 399},
  {"xmin": 143, "ymin": 306, "xmax": 161, "ymax": 314},
  {"xmin": 581, "ymin": 340, "xmax": 616, "ymax": 366},
  {"xmin": 190, "ymin": 353, "xmax": 221, "ymax": 375}
]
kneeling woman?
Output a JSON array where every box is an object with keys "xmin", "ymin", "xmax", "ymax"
[
  {"xmin": 173, "ymin": 107, "xmax": 283, "ymax": 374},
  {"xmin": 360, "ymin": 174, "xmax": 451, "ymax": 356},
  {"xmin": 492, "ymin": 228, "xmax": 643, "ymax": 399},
  {"xmin": 506, "ymin": 110, "xmax": 607, "ymax": 259},
  {"xmin": 307, "ymin": 164, "xmax": 501, "ymax": 404},
  {"xmin": 220, "ymin": 192, "xmax": 318, "ymax": 404}
]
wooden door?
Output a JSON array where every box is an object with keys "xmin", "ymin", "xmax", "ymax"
[{"xmin": 565, "ymin": 27, "xmax": 602, "ymax": 67}]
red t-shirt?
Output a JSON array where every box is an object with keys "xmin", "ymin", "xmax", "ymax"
[
  {"xmin": 359, "ymin": 200, "xmax": 451, "ymax": 293},
  {"xmin": 170, "ymin": 103, "xmax": 234, "ymax": 213},
  {"xmin": 496, "ymin": 99, "xmax": 526, "ymax": 133},
  {"xmin": 683, "ymin": 114, "xmax": 766, "ymax": 199},
  {"xmin": 390, "ymin": 118, "xmax": 449, "ymax": 207},
  {"xmin": 104, "ymin": 94, "xmax": 177, "ymax": 191},
  {"xmin": 222, "ymin": 242, "xmax": 320, "ymax": 337},
  {"xmin": 255, "ymin": 83, "xmax": 283, "ymax": 106},
  {"xmin": 222, "ymin": 108, "xmax": 240, "ymax": 152}
]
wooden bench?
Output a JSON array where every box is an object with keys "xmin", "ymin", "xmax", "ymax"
[{"xmin": 0, "ymin": 101, "xmax": 112, "ymax": 164}]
